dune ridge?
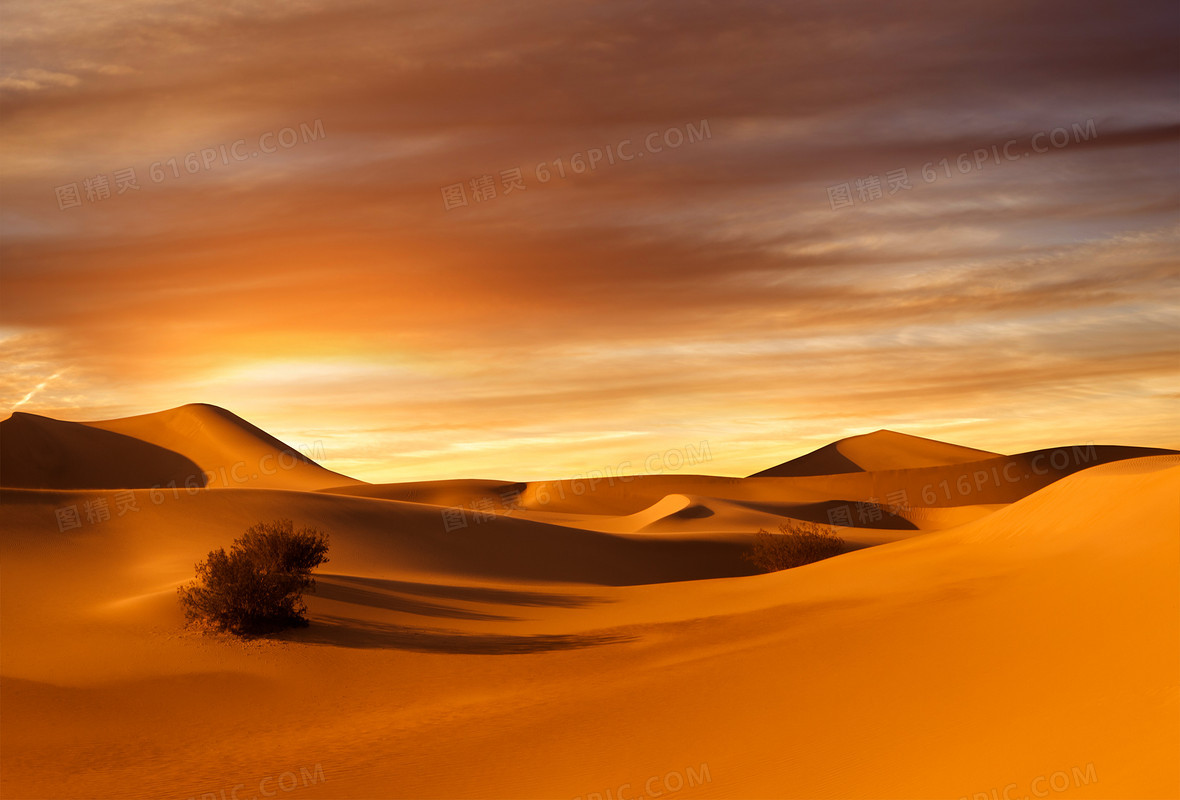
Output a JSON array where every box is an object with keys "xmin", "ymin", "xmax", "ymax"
[
  {"xmin": 750, "ymin": 428, "xmax": 1000, "ymax": 477},
  {"xmin": 0, "ymin": 404, "xmax": 361, "ymax": 491}
]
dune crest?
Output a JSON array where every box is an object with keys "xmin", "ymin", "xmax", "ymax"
[
  {"xmin": 752, "ymin": 428, "xmax": 1000, "ymax": 477},
  {"xmin": 0, "ymin": 404, "xmax": 361, "ymax": 491}
]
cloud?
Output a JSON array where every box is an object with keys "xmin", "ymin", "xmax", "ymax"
[
  {"xmin": 1, "ymin": 0, "xmax": 1177, "ymax": 478},
  {"xmin": 0, "ymin": 67, "xmax": 80, "ymax": 92}
]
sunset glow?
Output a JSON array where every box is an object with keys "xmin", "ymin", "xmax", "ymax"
[{"xmin": 2, "ymin": 0, "xmax": 1177, "ymax": 480}]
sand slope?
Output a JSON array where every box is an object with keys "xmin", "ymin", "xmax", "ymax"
[
  {"xmin": 0, "ymin": 412, "xmax": 206, "ymax": 490},
  {"xmin": 751, "ymin": 429, "xmax": 1000, "ymax": 477},
  {"xmin": 0, "ymin": 404, "xmax": 361, "ymax": 491},
  {"xmin": 1, "ymin": 412, "xmax": 1177, "ymax": 799}
]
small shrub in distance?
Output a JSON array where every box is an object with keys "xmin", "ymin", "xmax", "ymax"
[
  {"xmin": 745, "ymin": 519, "xmax": 845, "ymax": 572},
  {"xmin": 178, "ymin": 519, "xmax": 330, "ymax": 635}
]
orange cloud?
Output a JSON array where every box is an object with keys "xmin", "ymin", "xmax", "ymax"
[{"xmin": 2, "ymin": 0, "xmax": 1177, "ymax": 481}]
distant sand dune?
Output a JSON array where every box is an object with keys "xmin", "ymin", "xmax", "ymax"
[{"xmin": 750, "ymin": 428, "xmax": 1000, "ymax": 477}]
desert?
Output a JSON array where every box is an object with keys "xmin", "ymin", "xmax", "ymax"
[{"xmin": 1, "ymin": 404, "xmax": 1177, "ymax": 799}]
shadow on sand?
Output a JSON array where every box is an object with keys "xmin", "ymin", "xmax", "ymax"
[
  {"xmin": 312, "ymin": 579, "xmax": 523, "ymax": 621},
  {"xmin": 316, "ymin": 573, "xmax": 610, "ymax": 609},
  {"xmin": 282, "ymin": 614, "xmax": 635, "ymax": 654}
]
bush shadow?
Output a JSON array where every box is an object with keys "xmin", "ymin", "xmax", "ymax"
[
  {"xmin": 281, "ymin": 614, "xmax": 636, "ymax": 654},
  {"xmin": 312, "ymin": 578, "xmax": 522, "ymax": 621},
  {"xmin": 316, "ymin": 573, "xmax": 610, "ymax": 609}
]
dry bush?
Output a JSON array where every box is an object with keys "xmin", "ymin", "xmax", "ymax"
[
  {"xmin": 178, "ymin": 519, "xmax": 329, "ymax": 635},
  {"xmin": 745, "ymin": 519, "xmax": 846, "ymax": 572}
]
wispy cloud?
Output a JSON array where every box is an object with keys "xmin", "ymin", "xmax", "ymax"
[{"xmin": 10, "ymin": 370, "xmax": 63, "ymax": 411}]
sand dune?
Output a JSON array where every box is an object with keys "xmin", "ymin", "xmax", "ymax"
[
  {"xmin": 354, "ymin": 444, "xmax": 1168, "ymax": 524},
  {"xmin": 0, "ymin": 412, "xmax": 206, "ymax": 490},
  {"xmin": 1, "ymin": 409, "xmax": 1176, "ymax": 799},
  {"xmin": 750, "ymin": 428, "xmax": 1000, "ymax": 477},
  {"xmin": 1, "ymin": 404, "xmax": 360, "ymax": 491}
]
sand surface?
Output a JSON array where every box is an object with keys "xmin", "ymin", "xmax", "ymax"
[{"xmin": 1, "ymin": 406, "xmax": 1176, "ymax": 799}]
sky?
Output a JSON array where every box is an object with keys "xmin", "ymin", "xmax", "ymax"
[{"xmin": 1, "ymin": 0, "xmax": 1178, "ymax": 483}]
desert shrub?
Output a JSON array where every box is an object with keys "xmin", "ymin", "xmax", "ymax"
[
  {"xmin": 178, "ymin": 519, "xmax": 330, "ymax": 635},
  {"xmin": 745, "ymin": 519, "xmax": 845, "ymax": 572}
]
